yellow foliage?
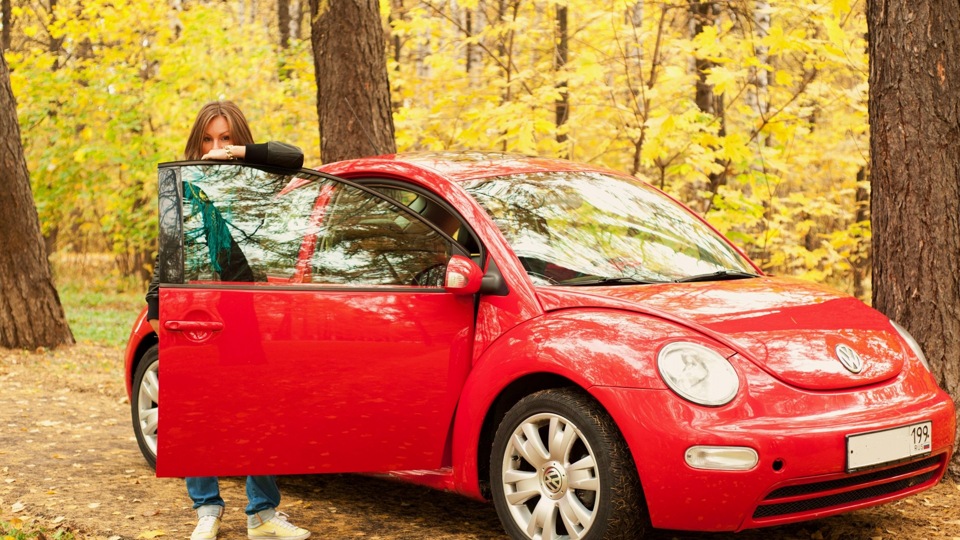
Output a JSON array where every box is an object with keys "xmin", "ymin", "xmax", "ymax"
[{"xmin": 8, "ymin": 0, "xmax": 871, "ymax": 297}]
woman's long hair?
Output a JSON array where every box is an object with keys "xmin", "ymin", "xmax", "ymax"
[{"xmin": 183, "ymin": 100, "xmax": 255, "ymax": 160}]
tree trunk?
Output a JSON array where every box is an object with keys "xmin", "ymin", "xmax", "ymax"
[
  {"xmin": 868, "ymin": 0, "xmax": 960, "ymax": 475},
  {"xmin": 2, "ymin": 0, "xmax": 11, "ymax": 51},
  {"xmin": 278, "ymin": 0, "xmax": 291, "ymax": 49},
  {"xmin": 309, "ymin": 0, "xmax": 396, "ymax": 162},
  {"xmin": 851, "ymin": 167, "xmax": 869, "ymax": 301},
  {"xmin": 554, "ymin": 5, "xmax": 568, "ymax": 152},
  {"xmin": 0, "ymin": 54, "xmax": 74, "ymax": 350},
  {"xmin": 690, "ymin": 0, "xmax": 726, "ymax": 212}
]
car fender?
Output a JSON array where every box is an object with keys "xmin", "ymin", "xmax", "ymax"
[
  {"xmin": 449, "ymin": 307, "xmax": 730, "ymax": 499},
  {"xmin": 124, "ymin": 307, "xmax": 157, "ymax": 398}
]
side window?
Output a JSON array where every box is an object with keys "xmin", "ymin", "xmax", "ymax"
[
  {"xmin": 311, "ymin": 184, "xmax": 451, "ymax": 287},
  {"xmin": 366, "ymin": 184, "xmax": 481, "ymax": 259},
  {"xmin": 172, "ymin": 164, "xmax": 457, "ymax": 288},
  {"xmin": 179, "ymin": 165, "xmax": 320, "ymax": 283}
]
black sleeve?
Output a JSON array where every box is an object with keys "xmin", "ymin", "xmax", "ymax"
[
  {"xmin": 244, "ymin": 141, "xmax": 304, "ymax": 169},
  {"xmin": 145, "ymin": 255, "xmax": 160, "ymax": 320}
]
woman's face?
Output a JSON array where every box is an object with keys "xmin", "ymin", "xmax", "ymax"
[{"xmin": 200, "ymin": 116, "xmax": 232, "ymax": 155}]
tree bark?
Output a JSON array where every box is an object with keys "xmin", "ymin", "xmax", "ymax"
[
  {"xmin": 690, "ymin": 0, "xmax": 726, "ymax": 212},
  {"xmin": 868, "ymin": 0, "xmax": 960, "ymax": 474},
  {"xmin": 554, "ymin": 5, "xmax": 568, "ymax": 152},
  {"xmin": 309, "ymin": 0, "xmax": 396, "ymax": 162},
  {"xmin": 0, "ymin": 54, "xmax": 74, "ymax": 349},
  {"xmin": 278, "ymin": 0, "xmax": 291, "ymax": 49},
  {"xmin": 2, "ymin": 0, "xmax": 11, "ymax": 52}
]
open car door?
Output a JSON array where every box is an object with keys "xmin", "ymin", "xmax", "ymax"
[{"xmin": 155, "ymin": 162, "xmax": 477, "ymax": 477}]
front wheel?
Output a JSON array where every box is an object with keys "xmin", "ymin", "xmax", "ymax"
[
  {"xmin": 490, "ymin": 388, "xmax": 647, "ymax": 540},
  {"xmin": 131, "ymin": 345, "xmax": 159, "ymax": 469}
]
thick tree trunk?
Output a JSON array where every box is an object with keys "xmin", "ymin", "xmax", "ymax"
[
  {"xmin": 0, "ymin": 54, "xmax": 74, "ymax": 349},
  {"xmin": 868, "ymin": 0, "xmax": 960, "ymax": 475},
  {"xmin": 309, "ymin": 0, "xmax": 396, "ymax": 162}
]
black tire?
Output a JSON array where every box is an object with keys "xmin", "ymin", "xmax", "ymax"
[
  {"xmin": 490, "ymin": 388, "xmax": 648, "ymax": 540},
  {"xmin": 131, "ymin": 345, "xmax": 159, "ymax": 469}
]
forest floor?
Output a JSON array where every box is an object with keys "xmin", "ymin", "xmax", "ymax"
[{"xmin": 1, "ymin": 344, "xmax": 959, "ymax": 540}]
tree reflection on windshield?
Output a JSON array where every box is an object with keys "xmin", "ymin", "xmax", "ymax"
[{"xmin": 464, "ymin": 171, "xmax": 757, "ymax": 285}]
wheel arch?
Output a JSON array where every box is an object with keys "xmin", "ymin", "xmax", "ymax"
[
  {"xmin": 124, "ymin": 309, "xmax": 158, "ymax": 399},
  {"xmin": 450, "ymin": 309, "xmax": 674, "ymax": 501},
  {"xmin": 475, "ymin": 373, "xmax": 579, "ymax": 499}
]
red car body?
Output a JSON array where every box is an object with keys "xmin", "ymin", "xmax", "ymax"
[{"xmin": 125, "ymin": 153, "xmax": 956, "ymax": 535}]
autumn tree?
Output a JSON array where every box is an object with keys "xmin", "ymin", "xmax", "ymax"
[
  {"xmin": 0, "ymin": 52, "xmax": 73, "ymax": 349},
  {"xmin": 310, "ymin": 0, "xmax": 396, "ymax": 162},
  {"xmin": 868, "ymin": 1, "xmax": 960, "ymax": 473}
]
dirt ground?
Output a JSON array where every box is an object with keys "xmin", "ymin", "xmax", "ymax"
[{"xmin": 1, "ymin": 344, "xmax": 958, "ymax": 540}]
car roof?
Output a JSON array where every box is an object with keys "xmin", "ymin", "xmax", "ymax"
[{"xmin": 324, "ymin": 151, "xmax": 629, "ymax": 184}]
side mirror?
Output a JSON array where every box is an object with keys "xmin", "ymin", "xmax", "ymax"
[{"xmin": 445, "ymin": 254, "xmax": 484, "ymax": 295}]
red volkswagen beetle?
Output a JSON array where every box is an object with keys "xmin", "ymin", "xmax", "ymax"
[{"xmin": 125, "ymin": 152, "xmax": 955, "ymax": 539}]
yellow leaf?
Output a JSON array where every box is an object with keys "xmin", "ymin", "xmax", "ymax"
[
  {"xmin": 832, "ymin": 0, "xmax": 851, "ymax": 16},
  {"xmin": 137, "ymin": 531, "xmax": 166, "ymax": 539},
  {"xmin": 692, "ymin": 25, "xmax": 722, "ymax": 58},
  {"xmin": 774, "ymin": 70, "xmax": 794, "ymax": 86},
  {"xmin": 705, "ymin": 66, "xmax": 739, "ymax": 96},
  {"xmin": 824, "ymin": 16, "xmax": 847, "ymax": 49}
]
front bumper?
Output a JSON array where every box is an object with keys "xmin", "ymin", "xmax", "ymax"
[{"xmin": 591, "ymin": 368, "xmax": 956, "ymax": 532}]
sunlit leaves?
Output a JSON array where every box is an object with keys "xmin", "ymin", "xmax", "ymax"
[
  {"xmin": 10, "ymin": 0, "xmax": 319, "ymax": 282},
  {"xmin": 387, "ymin": 1, "xmax": 869, "ymax": 298},
  {"xmin": 9, "ymin": 0, "xmax": 871, "ymax": 297}
]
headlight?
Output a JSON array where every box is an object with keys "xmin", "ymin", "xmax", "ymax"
[
  {"xmin": 657, "ymin": 342, "xmax": 739, "ymax": 406},
  {"xmin": 890, "ymin": 320, "xmax": 931, "ymax": 371}
]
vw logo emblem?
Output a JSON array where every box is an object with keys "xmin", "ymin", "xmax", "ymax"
[
  {"xmin": 542, "ymin": 466, "xmax": 564, "ymax": 494},
  {"xmin": 835, "ymin": 344, "xmax": 863, "ymax": 373}
]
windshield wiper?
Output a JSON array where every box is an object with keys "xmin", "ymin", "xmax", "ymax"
[
  {"xmin": 674, "ymin": 270, "xmax": 758, "ymax": 283},
  {"xmin": 563, "ymin": 276, "xmax": 663, "ymax": 286}
]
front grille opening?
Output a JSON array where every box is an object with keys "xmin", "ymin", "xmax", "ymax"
[
  {"xmin": 754, "ymin": 472, "xmax": 935, "ymax": 519},
  {"xmin": 753, "ymin": 455, "xmax": 943, "ymax": 520},
  {"xmin": 765, "ymin": 455, "xmax": 941, "ymax": 500}
]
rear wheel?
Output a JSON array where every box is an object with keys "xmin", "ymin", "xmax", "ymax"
[
  {"xmin": 490, "ymin": 388, "xmax": 647, "ymax": 540},
  {"xmin": 131, "ymin": 345, "xmax": 159, "ymax": 468}
]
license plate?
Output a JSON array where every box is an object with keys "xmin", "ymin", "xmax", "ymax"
[{"xmin": 846, "ymin": 421, "xmax": 932, "ymax": 472}]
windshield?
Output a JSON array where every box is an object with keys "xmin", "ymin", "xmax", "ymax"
[{"xmin": 463, "ymin": 171, "xmax": 756, "ymax": 285}]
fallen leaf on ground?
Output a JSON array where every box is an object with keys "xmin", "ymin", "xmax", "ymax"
[
  {"xmin": 88, "ymin": 502, "xmax": 100, "ymax": 509},
  {"xmin": 137, "ymin": 530, "xmax": 166, "ymax": 539},
  {"xmin": 11, "ymin": 501, "xmax": 25, "ymax": 512}
]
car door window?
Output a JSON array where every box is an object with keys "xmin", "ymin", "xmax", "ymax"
[
  {"xmin": 178, "ymin": 164, "xmax": 318, "ymax": 283},
  {"xmin": 311, "ymin": 183, "xmax": 452, "ymax": 287},
  {"xmin": 166, "ymin": 163, "xmax": 456, "ymax": 288}
]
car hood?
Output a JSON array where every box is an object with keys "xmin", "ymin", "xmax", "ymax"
[{"xmin": 536, "ymin": 277, "xmax": 906, "ymax": 390}]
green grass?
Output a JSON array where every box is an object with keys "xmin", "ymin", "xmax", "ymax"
[
  {"xmin": 0, "ymin": 518, "xmax": 76, "ymax": 540},
  {"xmin": 52, "ymin": 254, "xmax": 146, "ymax": 347}
]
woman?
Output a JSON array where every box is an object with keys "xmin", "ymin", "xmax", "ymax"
[{"xmin": 145, "ymin": 100, "xmax": 310, "ymax": 540}]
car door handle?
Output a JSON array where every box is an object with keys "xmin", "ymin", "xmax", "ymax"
[{"xmin": 164, "ymin": 320, "xmax": 225, "ymax": 332}]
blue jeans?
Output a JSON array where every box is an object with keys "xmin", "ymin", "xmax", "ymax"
[{"xmin": 187, "ymin": 476, "xmax": 280, "ymax": 527}]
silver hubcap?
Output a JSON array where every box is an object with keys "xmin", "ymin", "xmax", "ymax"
[
  {"xmin": 137, "ymin": 359, "xmax": 159, "ymax": 458},
  {"xmin": 501, "ymin": 413, "xmax": 600, "ymax": 540}
]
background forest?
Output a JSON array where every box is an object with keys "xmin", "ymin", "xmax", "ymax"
[{"xmin": 5, "ymin": 0, "xmax": 868, "ymax": 297}]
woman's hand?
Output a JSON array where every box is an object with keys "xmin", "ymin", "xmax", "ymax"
[
  {"xmin": 148, "ymin": 319, "xmax": 159, "ymax": 334},
  {"xmin": 201, "ymin": 145, "xmax": 246, "ymax": 161}
]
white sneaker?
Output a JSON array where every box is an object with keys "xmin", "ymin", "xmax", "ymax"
[
  {"xmin": 191, "ymin": 515, "xmax": 221, "ymax": 540},
  {"xmin": 247, "ymin": 512, "xmax": 310, "ymax": 540}
]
